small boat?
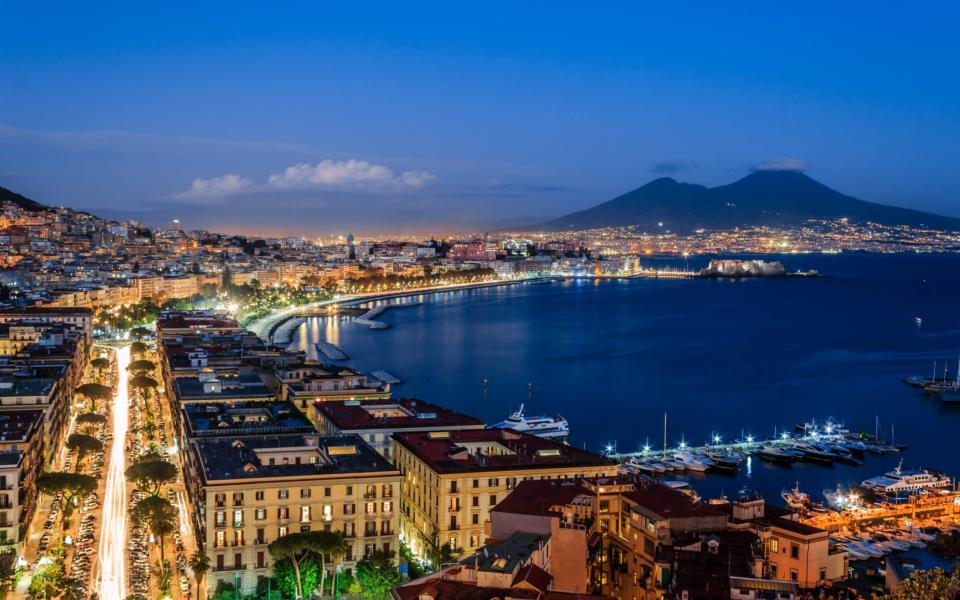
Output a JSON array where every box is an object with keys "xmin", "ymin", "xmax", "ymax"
[
  {"xmin": 862, "ymin": 460, "xmax": 954, "ymax": 495},
  {"xmin": 759, "ymin": 446, "xmax": 800, "ymax": 465},
  {"xmin": 781, "ymin": 482, "xmax": 810, "ymax": 510}
]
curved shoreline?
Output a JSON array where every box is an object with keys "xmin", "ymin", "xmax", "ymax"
[{"xmin": 247, "ymin": 277, "xmax": 558, "ymax": 343}]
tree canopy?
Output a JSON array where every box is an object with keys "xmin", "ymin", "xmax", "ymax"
[
  {"xmin": 133, "ymin": 495, "xmax": 177, "ymax": 558},
  {"xmin": 355, "ymin": 551, "xmax": 403, "ymax": 599},
  {"xmin": 127, "ymin": 359, "xmax": 156, "ymax": 373},
  {"xmin": 76, "ymin": 412, "xmax": 107, "ymax": 426},
  {"xmin": 125, "ymin": 457, "xmax": 178, "ymax": 495},
  {"xmin": 130, "ymin": 341, "xmax": 148, "ymax": 356},
  {"xmin": 76, "ymin": 383, "xmax": 112, "ymax": 400},
  {"xmin": 129, "ymin": 326, "xmax": 152, "ymax": 340},
  {"xmin": 892, "ymin": 567, "xmax": 960, "ymax": 600},
  {"xmin": 66, "ymin": 434, "xmax": 103, "ymax": 471}
]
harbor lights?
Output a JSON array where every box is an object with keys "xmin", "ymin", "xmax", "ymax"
[
  {"xmin": 746, "ymin": 435, "xmax": 754, "ymax": 444},
  {"xmin": 780, "ymin": 432, "xmax": 790, "ymax": 440},
  {"xmin": 712, "ymin": 434, "xmax": 722, "ymax": 445},
  {"xmin": 678, "ymin": 439, "xmax": 688, "ymax": 450},
  {"xmin": 642, "ymin": 444, "xmax": 651, "ymax": 454}
]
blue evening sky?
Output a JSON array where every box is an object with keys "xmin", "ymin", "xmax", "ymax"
[{"xmin": 1, "ymin": 2, "xmax": 958, "ymax": 234}]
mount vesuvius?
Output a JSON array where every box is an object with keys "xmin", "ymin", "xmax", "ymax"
[{"xmin": 530, "ymin": 170, "xmax": 960, "ymax": 232}]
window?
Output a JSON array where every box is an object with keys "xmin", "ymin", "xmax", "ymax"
[
  {"xmin": 472, "ymin": 479, "xmax": 479, "ymax": 488},
  {"xmin": 301, "ymin": 488, "xmax": 311, "ymax": 498},
  {"xmin": 322, "ymin": 505, "xmax": 333, "ymax": 521},
  {"xmin": 255, "ymin": 490, "xmax": 264, "ymax": 501},
  {"xmin": 488, "ymin": 478, "xmax": 499, "ymax": 487},
  {"xmin": 790, "ymin": 569, "xmax": 798, "ymax": 582},
  {"xmin": 489, "ymin": 495, "xmax": 497, "ymax": 506},
  {"xmin": 790, "ymin": 544, "xmax": 799, "ymax": 559},
  {"xmin": 324, "ymin": 487, "xmax": 331, "ymax": 497},
  {"xmin": 278, "ymin": 526, "xmax": 288, "ymax": 537},
  {"xmin": 366, "ymin": 502, "xmax": 377, "ymax": 515},
  {"xmin": 472, "ymin": 514, "xmax": 479, "ymax": 525},
  {"xmin": 344, "ymin": 503, "xmax": 355, "ymax": 516},
  {"xmin": 770, "ymin": 563, "xmax": 778, "ymax": 578},
  {"xmin": 472, "ymin": 496, "xmax": 479, "ymax": 507},
  {"xmin": 819, "ymin": 567, "xmax": 827, "ymax": 582},
  {"xmin": 215, "ymin": 531, "xmax": 225, "ymax": 548},
  {"xmin": 215, "ymin": 511, "xmax": 226, "ymax": 526},
  {"xmin": 770, "ymin": 538, "xmax": 779, "ymax": 553},
  {"xmin": 233, "ymin": 510, "xmax": 244, "ymax": 527},
  {"xmin": 382, "ymin": 501, "xmax": 392, "ymax": 514},
  {"xmin": 449, "ymin": 481, "xmax": 458, "ymax": 493},
  {"xmin": 346, "ymin": 486, "xmax": 353, "ymax": 496},
  {"xmin": 255, "ymin": 508, "xmax": 266, "ymax": 520},
  {"xmin": 278, "ymin": 490, "xmax": 289, "ymax": 500},
  {"xmin": 256, "ymin": 528, "xmax": 265, "ymax": 544},
  {"xmin": 300, "ymin": 506, "xmax": 311, "ymax": 522}
]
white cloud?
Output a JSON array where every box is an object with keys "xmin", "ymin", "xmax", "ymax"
[
  {"xmin": 753, "ymin": 158, "xmax": 808, "ymax": 172},
  {"xmin": 172, "ymin": 159, "xmax": 437, "ymax": 201},
  {"xmin": 173, "ymin": 174, "xmax": 254, "ymax": 201},
  {"xmin": 266, "ymin": 159, "xmax": 436, "ymax": 190}
]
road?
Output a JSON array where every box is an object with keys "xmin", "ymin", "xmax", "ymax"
[{"xmin": 96, "ymin": 345, "xmax": 131, "ymax": 600}]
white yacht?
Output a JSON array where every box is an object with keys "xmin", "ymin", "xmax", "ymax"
[
  {"xmin": 492, "ymin": 404, "xmax": 570, "ymax": 442},
  {"xmin": 861, "ymin": 460, "xmax": 953, "ymax": 495}
]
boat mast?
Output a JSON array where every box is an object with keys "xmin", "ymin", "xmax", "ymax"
[{"xmin": 663, "ymin": 413, "xmax": 668, "ymax": 458}]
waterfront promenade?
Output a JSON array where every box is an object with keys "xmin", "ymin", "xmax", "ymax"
[{"xmin": 247, "ymin": 277, "xmax": 554, "ymax": 343}]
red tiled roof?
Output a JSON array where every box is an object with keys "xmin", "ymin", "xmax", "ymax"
[
  {"xmin": 317, "ymin": 398, "xmax": 484, "ymax": 430},
  {"xmin": 393, "ymin": 428, "xmax": 616, "ymax": 474},
  {"xmin": 624, "ymin": 485, "xmax": 726, "ymax": 520},
  {"xmin": 490, "ymin": 479, "xmax": 589, "ymax": 517}
]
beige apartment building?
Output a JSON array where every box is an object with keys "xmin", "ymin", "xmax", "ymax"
[
  {"xmin": 392, "ymin": 429, "xmax": 617, "ymax": 560},
  {"xmin": 184, "ymin": 433, "xmax": 402, "ymax": 595}
]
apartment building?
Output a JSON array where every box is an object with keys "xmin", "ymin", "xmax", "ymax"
[
  {"xmin": 312, "ymin": 398, "xmax": 485, "ymax": 460},
  {"xmin": 184, "ymin": 433, "xmax": 401, "ymax": 595},
  {"xmin": 393, "ymin": 429, "xmax": 617, "ymax": 560}
]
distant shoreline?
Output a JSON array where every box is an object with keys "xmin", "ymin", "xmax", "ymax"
[{"xmin": 248, "ymin": 277, "xmax": 559, "ymax": 343}]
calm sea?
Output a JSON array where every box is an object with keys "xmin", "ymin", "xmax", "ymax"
[{"xmin": 288, "ymin": 253, "xmax": 960, "ymax": 507}]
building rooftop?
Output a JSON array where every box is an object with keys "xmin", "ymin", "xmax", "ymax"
[
  {"xmin": 174, "ymin": 373, "xmax": 273, "ymax": 402},
  {"xmin": 490, "ymin": 479, "xmax": 592, "ymax": 518},
  {"xmin": 393, "ymin": 578, "xmax": 609, "ymax": 600},
  {"xmin": 0, "ymin": 409, "xmax": 44, "ymax": 441},
  {"xmin": 156, "ymin": 311, "xmax": 243, "ymax": 333},
  {"xmin": 0, "ymin": 377, "xmax": 55, "ymax": 398},
  {"xmin": 183, "ymin": 401, "xmax": 317, "ymax": 438},
  {"xmin": 393, "ymin": 428, "xmax": 616, "ymax": 474},
  {"xmin": 624, "ymin": 483, "xmax": 728, "ymax": 521},
  {"xmin": 465, "ymin": 531, "xmax": 549, "ymax": 574},
  {"xmin": 192, "ymin": 433, "xmax": 398, "ymax": 482},
  {"xmin": 317, "ymin": 398, "xmax": 485, "ymax": 431}
]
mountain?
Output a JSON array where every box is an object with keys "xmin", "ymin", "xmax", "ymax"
[
  {"xmin": 531, "ymin": 171, "xmax": 960, "ymax": 232},
  {"xmin": 0, "ymin": 185, "xmax": 50, "ymax": 212}
]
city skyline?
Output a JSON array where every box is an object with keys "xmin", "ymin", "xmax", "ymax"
[{"xmin": 3, "ymin": 2, "xmax": 960, "ymax": 234}]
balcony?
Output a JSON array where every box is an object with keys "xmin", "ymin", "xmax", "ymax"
[
  {"xmin": 233, "ymin": 521, "xmax": 245, "ymax": 528},
  {"xmin": 363, "ymin": 491, "xmax": 377, "ymax": 500},
  {"xmin": 215, "ymin": 521, "xmax": 227, "ymax": 529},
  {"xmin": 213, "ymin": 564, "xmax": 247, "ymax": 573}
]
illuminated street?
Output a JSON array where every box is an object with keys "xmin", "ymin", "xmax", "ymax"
[{"xmin": 96, "ymin": 345, "xmax": 131, "ymax": 600}]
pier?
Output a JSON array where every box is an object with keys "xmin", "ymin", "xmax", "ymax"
[{"xmin": 316, "ymin": 341, "xmax": 348, "ymax": 361}]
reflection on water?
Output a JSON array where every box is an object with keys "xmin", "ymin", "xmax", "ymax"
[{"xmin": 288, "ymin": 253, "xmax": 960, "ymax": 503}]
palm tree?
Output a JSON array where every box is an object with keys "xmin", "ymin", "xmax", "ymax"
[{"xmin": 189, "ymin": 550, "xmax": 212, "ymax": 600}]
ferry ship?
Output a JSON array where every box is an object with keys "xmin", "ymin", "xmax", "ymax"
[
  {"xmin": 861, "ymin": 460, "xmax": 953, "ymax": 495},
  {"xmin": 492, "ymin": 404, "xmax": 569, "ymax": 442}
]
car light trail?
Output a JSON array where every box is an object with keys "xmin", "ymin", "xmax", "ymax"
[{"xmin": 96, "ymin": 345, "xmax": 130, "ymax": 600}]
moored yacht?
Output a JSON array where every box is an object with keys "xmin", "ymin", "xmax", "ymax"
[
  {"xmin": 492, "ymin": 404, "xmax": 570, "ymax": 442},
  {"xmin": 861, "ymin": 460, "xmax": 953, "ymax": 495}
]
